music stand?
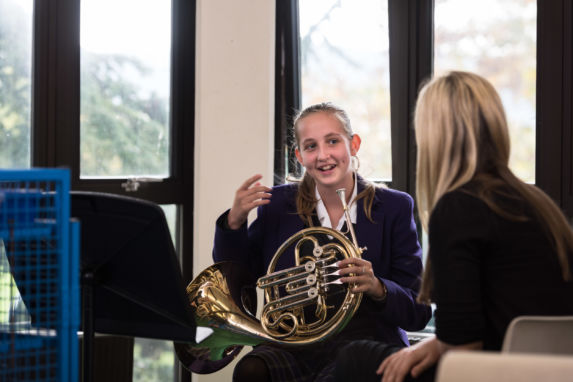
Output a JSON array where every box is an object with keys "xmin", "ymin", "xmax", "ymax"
[{"xmin": 70, "ymin": 192, "xmax": 196, "ymax": 382}]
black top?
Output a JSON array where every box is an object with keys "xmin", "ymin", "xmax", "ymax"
[{"xmin": 430, "ymin": 186, "xmax": 573, "ymax": 350}]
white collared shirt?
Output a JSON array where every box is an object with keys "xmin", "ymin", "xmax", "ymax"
[{"xmin": 315, "ymin": 175, "xmax": 358, "ymax": 230}]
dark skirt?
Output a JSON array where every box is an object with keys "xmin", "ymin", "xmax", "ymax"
[
  {"xmin": 334, "ymin": 340, "xmax": 437, "ymax": 382},
  {"xmin": 235, "ymin": 327, "xmax": 379, "ymax": 382}
]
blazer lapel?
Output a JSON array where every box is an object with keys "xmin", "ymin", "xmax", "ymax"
[{"xmin": 356, "ymin": 187, "xmax": 384, "ymax": 262}]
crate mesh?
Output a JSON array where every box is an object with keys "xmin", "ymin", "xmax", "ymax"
[{"xmin": 0, "ymin": 170, "xmax": 78, "ymax": 382}]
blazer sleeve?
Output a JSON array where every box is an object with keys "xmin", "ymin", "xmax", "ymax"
[
  {"xmin": 377, "ymin": 192, "xmax": 432, "ymax": 331},
  {"xmin": 212, "ymin": 208, "xmax": 266, "ymax": 278}
]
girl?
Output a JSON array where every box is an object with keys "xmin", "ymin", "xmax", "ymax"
[{"xmin": 213, "ymin": 102, "xmax": 431, "ymax": 381}]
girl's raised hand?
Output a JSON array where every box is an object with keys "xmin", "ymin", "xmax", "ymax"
[{"xmin": 227, "ymin": 174, "xmax": 272, "ymax": 230}]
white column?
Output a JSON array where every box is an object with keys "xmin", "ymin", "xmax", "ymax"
[{"xmin": 193, "ymin": 0, "xmax": 276, "ymax": 381}]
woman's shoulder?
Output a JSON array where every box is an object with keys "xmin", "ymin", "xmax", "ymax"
[
  {"xmin": 430, "ymin": 187, "xmax": 491, "ymax": 231},
  {"xmin": 435, "ymin": 187, "xmax": 486, "ymax": 212}
]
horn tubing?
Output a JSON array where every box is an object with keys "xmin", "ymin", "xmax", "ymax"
[
  {"xmin": 258, "ymin": 268, "xmax": 312, "ymax": 288},
  {"xmin": 263, "ymin": 294, "xmax": 319, "ymax": 317},
  {"xmin": 336, "ymin": 188, "xmax": 360, "ymax": 250},
  {"xmin": 257, "ymin": 263, "xmax": 309, "ymax": 285}
]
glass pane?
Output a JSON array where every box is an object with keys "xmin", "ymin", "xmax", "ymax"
[
  {"xmin": 132, "ymin": 204, "xmax": 178, "ymax": 382},
  {"xmin": 434, "ymin": 0, "xmax": 537, "ymax": 183},
  {"xmin": 0, "ymin": 0, "xmax": 33, "ymax": 168},
  {"xmin": 0, "ymin": 240, "xmax": 32, "ymax": 330},
  {"xmin": 299, "ymin": 0, "xmax": 392, "ymax": 181},
  {"xmin": 80, "ymin": 0, "xmax": 172, "ymax": 178},
  {"xmin": 133, "ymin": 338, "xmax": 176, "ymax": 382},
  {"xmin": 161, "ymin": 204, "xmax": 177, "ymax": 251}
]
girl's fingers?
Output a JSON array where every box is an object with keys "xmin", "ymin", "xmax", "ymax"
[
  {"xmin": 244, "ymin": 185, "xmax": 272, "ymax": 196},
  {"xmin": 337, "ymin": 258, "xmax": 365, "ymax": 268},
  {"xmin": 239, "ymin": 174, "xmax": 263, "ymax": 190},
  {"xmin": 244, "ymin": 196, "xmax": 272, "ymax": 210},
  {"xmin": 337, "ymin": 258, "xmax": 359, "ymax": 267},
  {"xmin": 337, "ymin": 262, "xmax": 371, "ymax": 277},
  {"xmin": 228, "ymin": 176, "xmax": 271, "ymax": 229},
  {"xmin": 237, "ymin": 186, "xmax": 272, "ymax": 203},
  {"xmin": 241, "ymin": 191, "xmax": 272, "ymax": 207}
]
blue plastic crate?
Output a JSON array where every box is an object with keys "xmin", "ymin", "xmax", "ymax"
[{"xmin": 0, "ymin": 169, "xmax": 79, "ymax": 382}]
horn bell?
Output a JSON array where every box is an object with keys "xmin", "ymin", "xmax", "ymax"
[{"xmin": 174, "ymin": 261, "xmax": 270, "ymax": 374}]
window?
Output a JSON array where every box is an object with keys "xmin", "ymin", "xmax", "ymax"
[
  {"xmin": 78, "ymin": 1, "xmax": 191, "ymax": 378},
  {"xmin": 80, "ymin": 0, "xmax": 172, "ymax": 178},
  {"xmin": 0, "ymin": 0, "xmax": 34, "ymax": 336},
  {"xmin": 130, "ymin": 203, "xmax": 178, "ymax": 381},
  {"xmin": 434, "ymin": 0, "xmax": 537, "ymax": 183},
  {"xmin": 1, "ymin": 0, "xmax": 197, "ymax": 380},
  {"xmin": 283, "ymin": 0, "xmax": 572, "ymax": 215},
  {"xmin": 298, "ymin": 0, "xmax": 392, "ymax": 181},
  {"xmin": 0, "ymin": 0, "xmax": 33, "ymax": 168}
]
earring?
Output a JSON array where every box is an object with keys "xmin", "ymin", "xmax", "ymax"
[{"xmin": 352, "ymin": 155, "xmax": 360, "ymax": 172}]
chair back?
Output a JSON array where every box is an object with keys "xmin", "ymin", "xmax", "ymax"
[
  {"xmin": 502, "ymin": 315, "xmax": 573, "ymax": 354},
  {"xmin": 436, "ymin": 352, "xmax": 573, "ymax": 382}
]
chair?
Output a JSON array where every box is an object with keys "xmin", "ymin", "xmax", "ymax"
[
  {"xmin": 501, "ymin": 315, "xmax": 573, "ymax": 354},
  {"xmin": 436, "ymin": 351, "xmax": 573, "ymax": 382}
]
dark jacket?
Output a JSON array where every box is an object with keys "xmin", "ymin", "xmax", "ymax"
[{"xmin": 213, "ymin": 181, "xmax": 431, "ymax": 346}]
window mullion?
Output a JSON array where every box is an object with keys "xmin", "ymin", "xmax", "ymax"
[{"xmin": 388, "ymin": 0, "xmax": 433, "ymax": 196}]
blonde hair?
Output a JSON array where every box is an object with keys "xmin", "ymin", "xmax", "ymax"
[
  {"xmin": 290, "ymin": 102, "xmax": 376, "ymax": 225},
  {"xmin": 415, "ymin": 71, "xmax": 573, "ymax": 303}
]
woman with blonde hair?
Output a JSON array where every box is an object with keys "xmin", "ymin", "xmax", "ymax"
[{"xmin": 335, "ymin": 71, "xmax": 573, "ymax": 382}]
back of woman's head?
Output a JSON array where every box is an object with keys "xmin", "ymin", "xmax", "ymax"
[
  {"xmin": 415, "ymin": 72, "xmax": 572, "ymax": 303},
  {"xmin": 415, "ymin": 71, "xmax": 511, "ymax": 222}
]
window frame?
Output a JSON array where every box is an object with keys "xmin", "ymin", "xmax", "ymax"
[
  {"xmin": 32, "ymin": 0, "xmax": 195, "ymax": 206},
  {"xmin": 387, "ymin": 0, "xmax": 432, "ymax": 196},
  {"xmin": 536, "ymin": 0, "xmax": 573, "ymax": 217},
  {"xmin": 29, "ymin": 1, "xmax": 196, "ymax": 380},
  {"xmin": 279, "ymin": 0, "xmax": 573, "ymax": 219},
  {"xmin": 274, "ymin": 0, "xmax": 432, "ymax": 195},
  {"xmin": 274, "ymin": 0, "xmax": 302, "ymax": 184}
]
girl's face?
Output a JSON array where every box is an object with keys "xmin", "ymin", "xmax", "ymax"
[{"xmin": 295, "ymin": 111, "xmax": 361, "ymax": 192}]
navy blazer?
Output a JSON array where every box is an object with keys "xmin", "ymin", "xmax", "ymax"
[{"xmin": 213, "ymin": 181, "xmax": 432, "ymax": 346}]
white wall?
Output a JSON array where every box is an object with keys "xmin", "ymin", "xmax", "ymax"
[{"xmin": 193, "ymin": 0, "xmax": 275, "ymax": 381}]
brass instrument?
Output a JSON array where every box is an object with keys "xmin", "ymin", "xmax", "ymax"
[{"xmin": 175, "ymin": 188, "xmax": 366, "ymax": 374}]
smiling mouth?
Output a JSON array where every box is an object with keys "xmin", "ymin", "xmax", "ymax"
[{"xmin": 318, "ymin": 164, "xmax": 336, "ymax": 171}]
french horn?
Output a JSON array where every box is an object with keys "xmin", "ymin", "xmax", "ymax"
[{"xmin": 175, "ymin": 188, "xmax": 366, "ymax": 374}]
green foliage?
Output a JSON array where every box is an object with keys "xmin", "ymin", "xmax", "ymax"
[
  {"xmin": 80, "ymin": 53, "xmax": 169, "ymax": 177},
  {"xmin": 0, "ymin": 0, "xmax": 32, "ymax": 168},
  {"xmin": 133, "ymin": 338, "xmax": 175, "ymax": 382},
  {"xmin": 1, "ymin": 0, "xmax": 170, "ymax": 174}
]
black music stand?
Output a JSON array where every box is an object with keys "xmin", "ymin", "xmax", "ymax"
[{"xmin": 71, "ymin": 192, "xmax": 196, "ymax": 382}]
